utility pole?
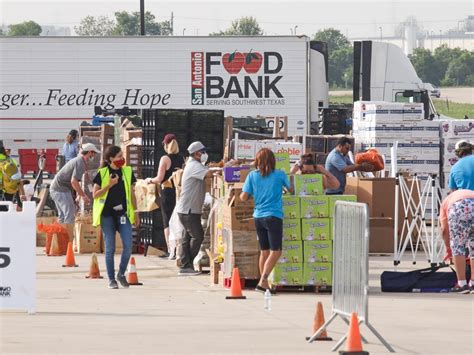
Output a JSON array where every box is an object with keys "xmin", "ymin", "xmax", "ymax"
[
  {"xmin": 379, "ymin": 26, "xmax": 382, "ymax": 41},
  {"xmin": 140, "ymin": 0, "xmax": 145, "ymax": 36}
]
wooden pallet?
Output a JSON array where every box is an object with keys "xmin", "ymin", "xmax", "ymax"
[{"xmin": 274, "ymin": 285, "xmax": 332, "ymax": 294}]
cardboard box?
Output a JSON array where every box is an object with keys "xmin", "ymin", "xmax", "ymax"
[
  {"xmin": 403, "ymin": 103, "xmax": 424, "ymax": 121},
  {"xmin": 282, "ymin": 196, "xmax": 301, "ymax": 219},
  {"xmin": 122, "ymin": 129, "xmax": 142, "ymax": 143},
  {"xmin": 327, "ymin": 195, "xmax": 357, "ymax": 216},
  {"xmin": 283, "ymin": 219, "xmax": 301, "ymax": 241},
  {"xmin": 275, "ymin": 152, "xmax": 291, "ymax": 174},
  {"xmin": 304, "ymin": 240, "xmax": 333, "ymax": 262},
  {"xmin": 300, "ymin": 195, "xmax": 329, "ymax": 218},
  {"xmin": 304, "ymin": 263, "xmax": 332, "ymax": 286},
  {"xmin": 279, "ymin": 241, "xmax": 303, "ymax": 263},
  {"xmin": 294, "ymin": 174, "xmax": 324, "ymax": 196},
  {"xmin": 369, "ymin": 218, "xmax": 394, "ymax": 253},
  {"xmin": 222, "ymin": 228, "xmax": 259, "ymax": 253},
  {"xmin": 235, "ymin": 140, "xmax": 257, "ymax": 159},
  {"xmin": 273, "ymin": 142, "xmax": 304, "ymax": 161},
  {"xmin": 222, "ymin": 204, "xmax": 255, "ymax": 233},
  {"xmin": 225, "ymin": 252, "xmax": 260, "ymax": 279},
  {"xmin": 74, "ymin": 222, "xmax": 101, "ymax": 254},
  {"xmin": 223, "ymin": 166, "xmax": 250, "ymax": 183},
  {"xmin": 301, "ymin": 218, "xmax": 331, "ymax": 241},
  {"xmin": 440, "ymin": 119, "xmax": 474, "ymax": 138},
  {"xmin": 270, "ymin": 263, "xmax": 304, "ymax": 286},
  {"xmin": 346, "ymin": 177, "xmax": 396, "ymax": 218}
]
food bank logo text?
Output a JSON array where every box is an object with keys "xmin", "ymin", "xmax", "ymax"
[{"xmin": 191, "ymin": 51, "xmax": 285, "ymax": 106}]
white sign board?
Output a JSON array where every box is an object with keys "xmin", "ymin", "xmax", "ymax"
[{"xmin": 0, "ymin": 202, "xmax": 36, "ymax": 314}]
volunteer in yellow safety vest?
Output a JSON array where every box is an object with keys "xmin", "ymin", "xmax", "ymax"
[
  {"xmin": 0, "ymin": 145, "xmax": 25, "ymax": 211},
  {"xmin": 92, "ymin": 145, "xmax": 138, "ymax": 290}
]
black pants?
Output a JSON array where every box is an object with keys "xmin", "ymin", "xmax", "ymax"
[
  {"xmin": 178, "ymin": 213, "xmax": 204, "ymax": 270},
  {"xmin": 0, "ymin": 192, "xmax": 21, "ymax": 211}
]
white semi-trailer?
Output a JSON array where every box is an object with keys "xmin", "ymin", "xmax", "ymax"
[{"xmin": 0, "ymin": 36, "xmax": 329, "ymax": 156}]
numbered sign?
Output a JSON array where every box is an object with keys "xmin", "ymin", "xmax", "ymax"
[{"xmin": 0, "ymin": 201, "xmax": 36, "ymax": 314}]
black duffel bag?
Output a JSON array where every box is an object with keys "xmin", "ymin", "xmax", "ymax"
[{"xmin": 381, "ymin": 265, "xmax": 457, "ymax": 292}]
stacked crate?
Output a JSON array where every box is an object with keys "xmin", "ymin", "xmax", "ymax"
[
  {"xmin": 275, "ymin": 174, "xmax": 356, "ymax": 287},
  {"xmin": 140, "ymin": 109, "xmax": 225, "ymax": 250}
]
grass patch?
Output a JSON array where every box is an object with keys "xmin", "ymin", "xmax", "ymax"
[
  {"xmin": 329, "ymin": 95, "xmax": 353, "ymax": 105},
  {"xmin": 433, "ymin": 99, "xmax": 474, "ymax": 119},
  {"xmin": 330, "ymin": 95, "xmax": 474, "ymax": 119}
]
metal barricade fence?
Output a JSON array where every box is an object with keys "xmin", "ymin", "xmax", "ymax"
[{"xmin": 308, "ymin": 201, "xmax": 394, "ymax": 353}]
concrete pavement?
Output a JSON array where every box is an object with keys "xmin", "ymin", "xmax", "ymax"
[{"xmin": 0, "ymin": 250, "xmax": 472, "ymax": 354}]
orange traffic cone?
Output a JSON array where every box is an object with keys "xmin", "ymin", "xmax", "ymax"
[
  {"xmin": 225, "ymin": 267, "xmax": 246, "ymax": 299},
  {"xmin": 49, "ymin": 233, "xmax": 62, "ymax": 256},
  {"xmin": 339, "ymin": 313, "xmax": 369, "ymax": 355},
  {"xmin": 127, "ymin": 257, "xmax": 143, "ymax": 285},
  {"xmin": 85, "ymin": 253, "xmax": 103, "ymax": 279},
  {"xmin": 306, "ymin": 301, "xmax": 332, "ymax": 341},
  {"xmin": 62, "ymin": 242, "xmax": 78, "ymax": 267}
]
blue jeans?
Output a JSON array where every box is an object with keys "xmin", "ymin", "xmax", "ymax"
[{"xmin": 101, "ymin": 215, "xmax": 133, "ymax": 281}]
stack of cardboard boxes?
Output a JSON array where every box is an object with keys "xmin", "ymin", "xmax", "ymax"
[
  {"xmin": 352, "ymin": 101, "xmax": 440, "ymax": 175},
  {"xmin": 440, "ymin": 119, "xmax": 474, "ymax": 188},
  {"xmin": 120, "ymin": 129, "xmax": 143, "ymax": 179},
  {"xmin": 272, "ymin": 170, "xmax": 357, "ymax": 287},
  {"xmin": 210, "ymin": 169, "xmax": 260, "ymax": 282}
]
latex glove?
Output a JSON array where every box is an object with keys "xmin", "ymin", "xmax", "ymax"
[{"xmin": 145, "ymin": 178, "xmax": 153, "ymax": 184}]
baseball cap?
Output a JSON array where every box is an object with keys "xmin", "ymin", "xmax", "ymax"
[
  {"xmin": 162, "ymin": 133, "xmax": 176, "ymax": 145},
  {"xmin": 455, "ymin": 140, "xmax": 472, "ymax": 150},
  {"xmin": 81, "ymin": 143, "xmax": 101, "ymax": 154},
  {"xmin": 69, "ymin": 129, "xmax": 78, "ymax": 137},
  {"xmin": 187, "ymin": 141, "xmax": 206, "ymax": 154}
]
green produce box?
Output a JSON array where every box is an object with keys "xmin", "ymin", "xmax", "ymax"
[
  {"xmin": 275, "ymin": 152, "xmax": 291, "ymax": 174},
  {"xmin": 301, "ymin": 218, "xmax": 331, "ymax": 241},
  {"xmin": 303, "ymin": 263, "xmax": 332, "ymax": 286},
  {"xmin": 279, "ymin": 241, "xmax": 303, "ymax": 263},
  {"xmin": 270, "ymin": 263, "xmax": 303, "ymax": 286},
  {"xmin": 282, "ymin": 196, "xmax": 300, "ymax": 219},
  {"xmin": 282, "ymin": 219, "xmax": 301, "ymax": 241},
  {"xmin": 303, "ymin": 240, "xmax": 333, "ymax": 262},
  {"xmin": 300, "ymin": 196, "xmax": 329, "ymax": 218},
  {"xmin": 327, "ymin": 195, "xmax": 357, "ymax": 217},
  {"xmin": 294, "ymin": 174, "xmax": 324, "ymax": 196}
]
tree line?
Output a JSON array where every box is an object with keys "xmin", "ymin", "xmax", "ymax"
[{"xmin": 2, "ymin": 15, "xmax": 472, "ymax": 88}]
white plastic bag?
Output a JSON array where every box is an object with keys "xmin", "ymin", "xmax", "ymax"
[{"xmin": 169, "ymin": 208, "xmax": 184, "ymax": 242}]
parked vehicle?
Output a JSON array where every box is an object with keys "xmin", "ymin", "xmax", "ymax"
[{"xmin": 0, "ymin": 36, "xmax": 329, "ymax": 156}]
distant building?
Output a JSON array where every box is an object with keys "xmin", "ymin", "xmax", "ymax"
[{"xmin": 350, "ymin": 16, "xmax": 474, "ymax": 55}]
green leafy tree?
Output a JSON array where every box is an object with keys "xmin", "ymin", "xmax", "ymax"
[
  {"xmin": 74, "ymin": 16, "xmax": 116, "ymax": 36},
  {"xmin": 114, "ymin": 11, "xmax": 171, "ymax": 35},
  {"xmin": 443, "ymin": 51, "xmax": 474, "ymax": 86},
  {"xmin": 210, "ymin": 17, "xmax": 263, "ymax": 36},
  {"xmin": 0, "ymin": 28, "xmax": 4, "ymax": 36},
  {"xmin": 313, "ymin": 29, "xmax": 352, "ymax": 88},
  {"xmin": 8, "ymin": 21, "xmax": 42, "ymax": 36},
  {"xmin": 409, "ymin": 48, "xmax": 442, "ymax": 85},
  {"xmin": 313, "ymin": 28, "xmax": 350, "ymax": 52}
]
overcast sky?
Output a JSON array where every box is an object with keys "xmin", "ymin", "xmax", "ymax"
[{"xmin": 1, "ymin": 0, "xmax": 472, "ymax": 38}]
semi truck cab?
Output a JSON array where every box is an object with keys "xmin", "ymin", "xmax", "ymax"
[{"xmin": 353, "ymin": 40, "xmax": 439, "ymax": 119}]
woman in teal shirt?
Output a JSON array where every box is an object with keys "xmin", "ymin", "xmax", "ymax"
[{"xmin": 240, "ymin": 148, "xmax": 291, "ymax": 292}]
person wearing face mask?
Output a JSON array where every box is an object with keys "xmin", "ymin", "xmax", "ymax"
[
  {"xmin": 174, "ymin": 141, "xmax": 214, "ymax": 276},
  {"xmin": 146, "ymin": 133, "xmax": 185, "ymax": 259},
  {"xmin": 50, "ymin": 143, "xmax": 100, "ymax": 241},
  {"xmin": 92, "ymin": 145, "xmax": 138, "ymax": 289}
]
